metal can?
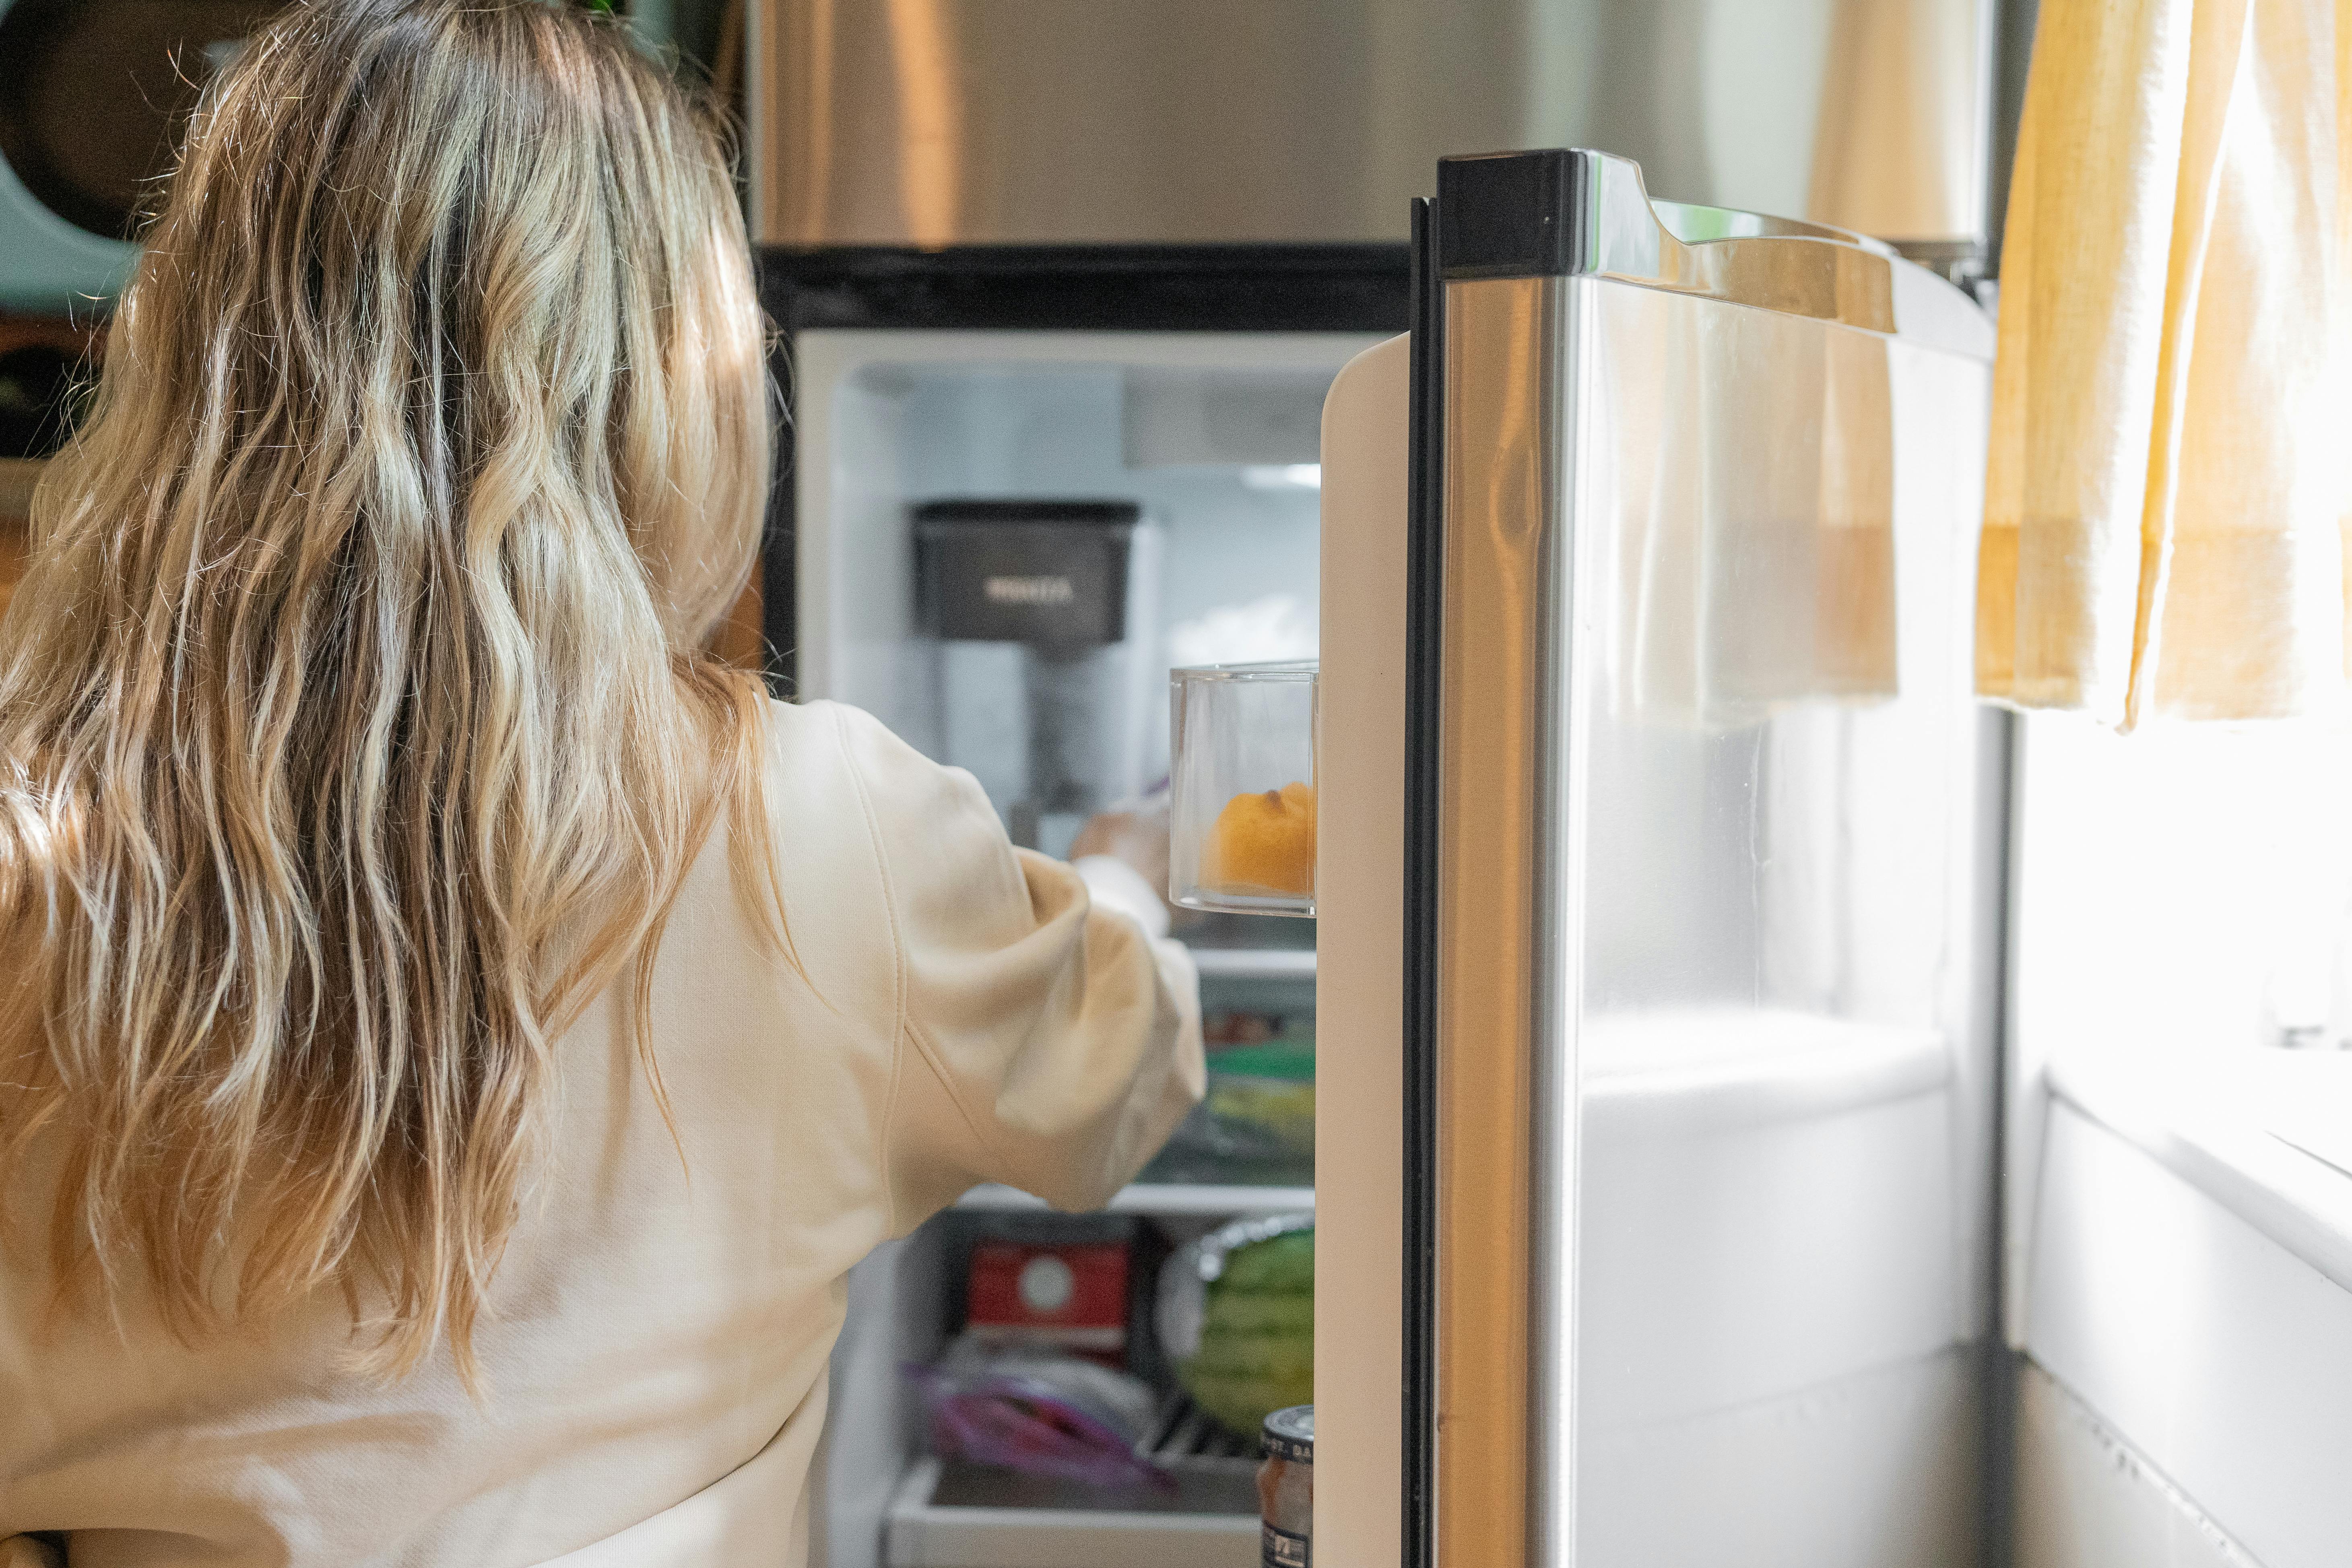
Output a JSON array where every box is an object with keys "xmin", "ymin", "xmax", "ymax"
[{"xmin": 1258, "ymin": 1404, "xmax": 1313, "ymax": 1567}]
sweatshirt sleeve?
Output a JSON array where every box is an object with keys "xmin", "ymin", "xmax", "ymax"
[{"xmin": 828, "ymin": 704, "xmax": 1205, "ymax": 1228}]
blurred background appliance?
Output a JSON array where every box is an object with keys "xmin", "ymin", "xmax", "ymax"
[
  {"xmin": 751, "ymin": 0, "xmax": 2027, "ymax": 279},
  {"xmin": 0, "ymin": 0, "xmax": 280, "ymax": 618},
  {"xmin": 0, "ymin": 0, "xmax": 288, "ymax": 312},
  {"xmin": 0, "ymin": 313, "xmax": 88, "ymax": 462},
  {"xmin": 0, "ymin": 313, "xmax": 100, "ymax": 618},
  {"xmin": 0, "ymin": 0, "xmax": 737, "ymax": 316},
  {"xmin": 0, "ymin": 0, "xmax": 278, "ymax": 610}
]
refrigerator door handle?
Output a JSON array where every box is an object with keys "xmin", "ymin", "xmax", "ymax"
[{"xmin": 1428, "ymin": 268, "xmax": 1583, "ymax": 1568}]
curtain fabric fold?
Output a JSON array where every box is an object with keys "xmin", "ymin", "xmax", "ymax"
[{"xmin": 1978, "ymin": 0, "xmax": 2352, "ymax": 728}]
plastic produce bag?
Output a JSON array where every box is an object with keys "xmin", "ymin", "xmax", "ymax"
[{"xmin": 908, "ymin": 1333, "xmax": 1167, "ymax": 1491}]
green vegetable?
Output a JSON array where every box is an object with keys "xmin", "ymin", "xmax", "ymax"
[
  {"xmin": 1181, "ymin": 1230, "xmax": 1313, "ymax": 1436},
  {"xmin": 1207, "ymin": 1041, "xmax": 1314, "ymax": 1081},
  {"xmin": 1205, "ymin": 1078, "xmax": 1315, "ymax": 1157}
]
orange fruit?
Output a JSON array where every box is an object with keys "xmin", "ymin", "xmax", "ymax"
[{"xmin": 1205, "ymin": 782, "xmax": 1316, "ymax": 897}]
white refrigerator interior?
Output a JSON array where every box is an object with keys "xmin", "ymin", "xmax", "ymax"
[
  {"xmin": 792, "ymin": 329, "xmax": 1372, "ymax": 780},
  {"xmin": 789, "ymin": 326, "xmax": 1382, "ymax": 1568}
]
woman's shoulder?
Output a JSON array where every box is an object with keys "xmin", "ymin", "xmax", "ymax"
[
  {"xmin": 754, "ymin": 697, "xmax": 1015, "ymax": 902},
  {"xmin": 758, "ymin": 698, "xmax": 979, "ymax": 819},
  {"xmin": 758, "ymin": 695, "xmax": 894, "ymax": 758}
]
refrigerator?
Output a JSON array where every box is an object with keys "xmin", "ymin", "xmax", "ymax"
[
  {"xmin": 766, "ymin": 146, "xmax": 2001, "ymax": 1568},
  {"xmin": 757, "ymin": 242, "xmax": 1405, "ymax": 1568},
  {"xmin": 1318, "ymin": 149, "xmax": 2001, "ymax": 1568}
]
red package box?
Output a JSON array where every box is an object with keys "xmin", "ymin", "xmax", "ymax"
[{"xmin": 967, "ymin": 1239, "xmax": 1128, "ymax": 1355}]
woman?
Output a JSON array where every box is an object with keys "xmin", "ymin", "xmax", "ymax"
[{"xmin": 0, "ymin": 3, "xmax": 1201, "ymax": 1562}]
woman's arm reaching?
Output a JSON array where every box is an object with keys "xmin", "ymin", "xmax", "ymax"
[{"xmin": 824, "ymin": 703, "xmax": 1205, "ymax": 1230}]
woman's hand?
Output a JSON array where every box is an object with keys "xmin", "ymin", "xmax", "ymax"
[
  {"xmin": 1067, "ymin": 804, "xmax": 1170, "ymax": 897},
  {"xmin": 1069, "ymin": 793, "xmax": 1193, "ymax": 934}
]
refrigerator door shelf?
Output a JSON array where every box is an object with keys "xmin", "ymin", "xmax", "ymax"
[
  {"xmin": 1580, "ymin": 1346, "xmax": 1980, "ymax": 1568},
  {"xmin": 1582, "ymin": 1010, "xmax": 1948, "ymax": 1133},
  {"xmin": 1169, "ymin": 661, "xmax": 1319, "ymax": 919},
  {"xmin": 1571, "ymin": 1011, "xmax": 1974, "ymax": 1568}
]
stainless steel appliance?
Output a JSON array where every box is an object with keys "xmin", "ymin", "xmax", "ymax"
[
  {"xmin": 770, "ymin": 149, "xmax": 1999, "ymax": 1566},
  {"xmin": 752, "ymin": 0, "xmax": 2005, "ymax": 271},
  {"xmin": 1310, "ymin": 147, "xmax": 1999, "ymax": 1568}
]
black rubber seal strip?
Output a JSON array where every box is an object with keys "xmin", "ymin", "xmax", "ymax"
[
  {"xmin": 1400, "ymin": 194, "xmax": 1445, "ymax": 1568},
  {"xmin": 759, "ymin": 243, "xmax": 1411, "ymax": 335}
]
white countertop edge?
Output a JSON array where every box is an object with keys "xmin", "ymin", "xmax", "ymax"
[{"xmin": 2045, "ymin": 1052, "xmax": 2352, "ymax": 1299}]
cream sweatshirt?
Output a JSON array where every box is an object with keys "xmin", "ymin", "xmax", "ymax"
[{"xmin": 0, "ymin": 699, "xmax": 1204, "ymax": 1567}]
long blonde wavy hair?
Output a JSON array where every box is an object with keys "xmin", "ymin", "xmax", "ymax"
[{"xmin": 0, "ymin": 0, "xmax": 778, "ymax": 1383}]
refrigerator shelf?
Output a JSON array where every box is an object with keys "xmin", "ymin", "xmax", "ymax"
[
  {"xmin": 884, "ymin": 1456, "xmax": 1257, "ymax": 1568},
  {"xmin": 953, "ymin": 1181, "xmax": 1314, "ymax": 1217},
  {"xmin": 1182, "ymin": 946, "xmax": 1314, "ymax": 980}
]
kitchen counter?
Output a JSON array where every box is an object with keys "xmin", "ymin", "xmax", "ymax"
[
  {"xmin": 2023, "ymin": 1049, "xmax": 2352, "ymax": 1568},
  {"xmin": 2045, "ymin": 1048, "xmax": 2352, "ymax": 1294}
]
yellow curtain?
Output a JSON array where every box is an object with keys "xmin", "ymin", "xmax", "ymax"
[{"xmin": 1978, "ymin": 0, "xmax": 2352, "ymax": 728}]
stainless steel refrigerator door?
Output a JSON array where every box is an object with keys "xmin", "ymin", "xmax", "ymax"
[
  {"xmin": 750, "ymin": 0, "xmax": 1999, "ymax": 257},
  {"xmin": 1419, "ymin": 151, "xmax": 1995, "ymax": 1568}
]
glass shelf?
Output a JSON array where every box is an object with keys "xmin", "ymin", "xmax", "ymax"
[{"xmin": 1184, "ymin": 946, "xmax": 1315, "ymax": 980}]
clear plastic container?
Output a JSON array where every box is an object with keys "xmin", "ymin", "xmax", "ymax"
[
  {"xmin": 1168, "ymin": 661, "xmax": 1317, "ymax": 917},
  {"xmin": 1139, "ymin": 1035, "xmax": 1316, "ymax": 1187}
]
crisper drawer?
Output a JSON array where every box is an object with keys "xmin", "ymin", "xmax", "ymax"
[{"xmin": 884, "ymin": 1457, "xmax": 1258, "ymax": 1568}]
